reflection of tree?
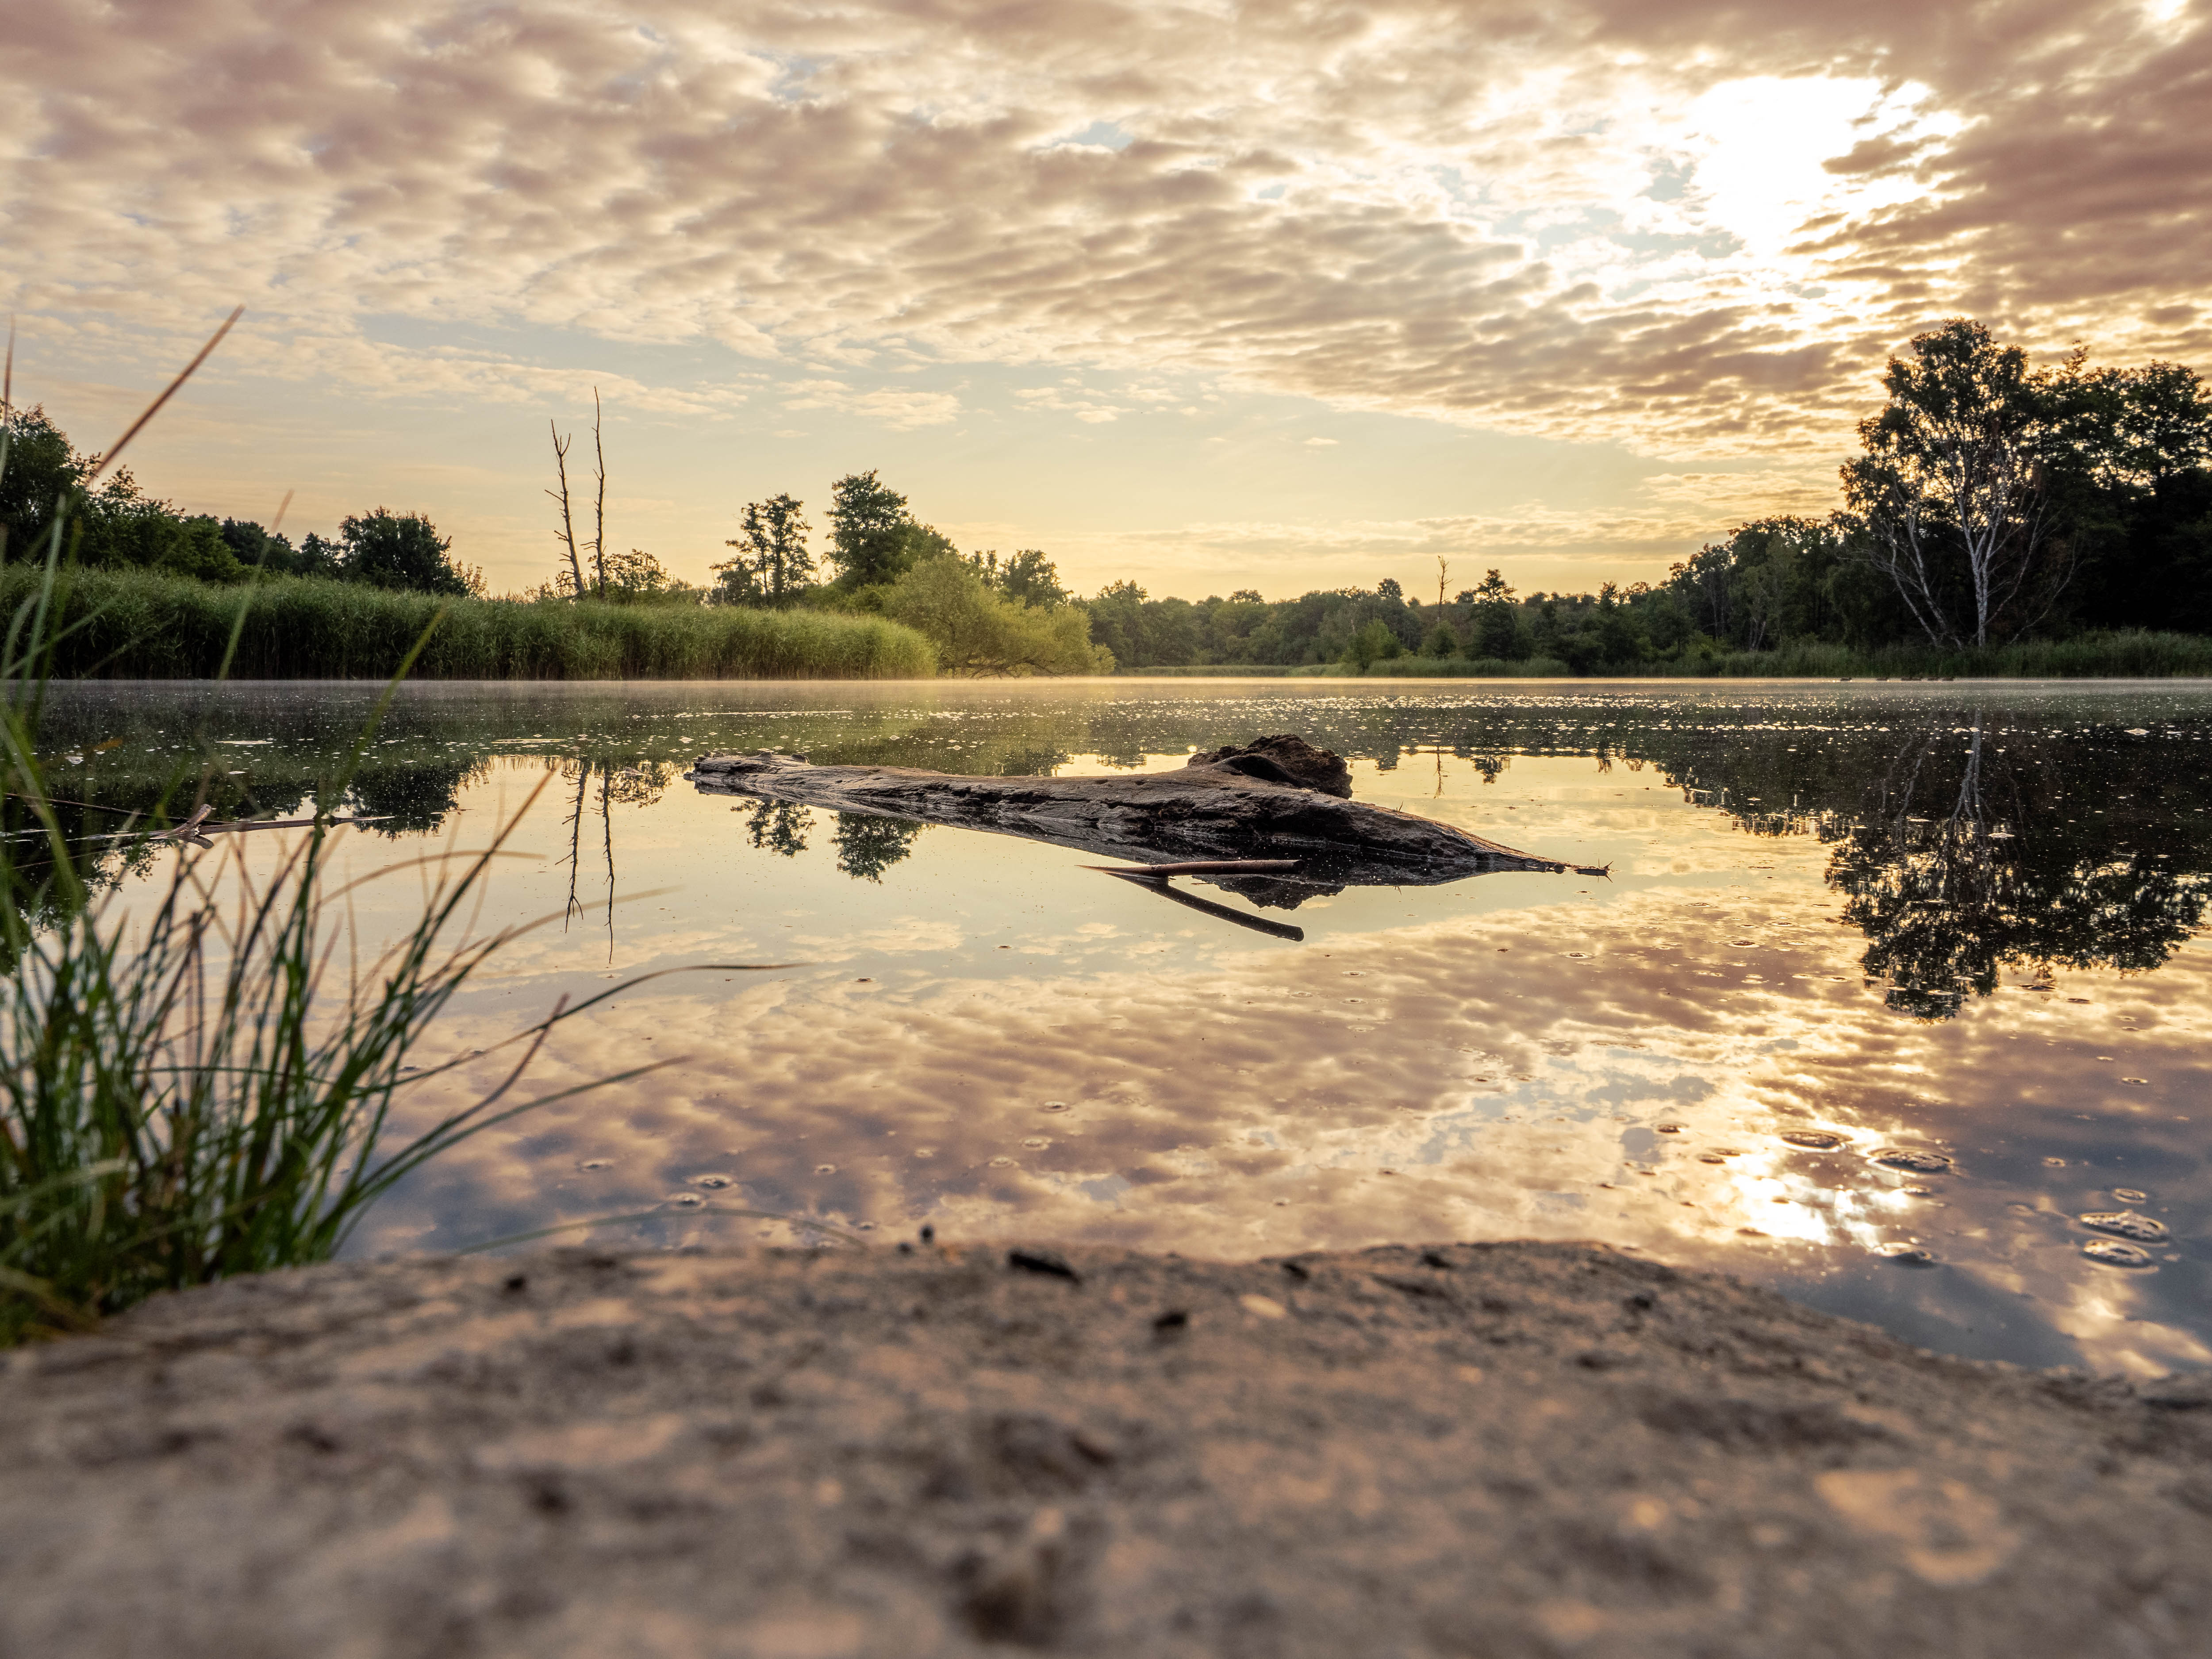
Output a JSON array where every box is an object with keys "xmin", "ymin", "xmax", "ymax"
[
  {"xmin": 1826, "ymin": 718, "xmax": 2208, "ymax": 1018},
  {"xmin": 832, "ymin": 813, "xmax": 922, "ymax": 882},
  {"xmin": 745, "ymin": 799, "xmax": 813, "ymax": 857},
  {"xmin": 346, "ymin": 761, "xmax": 479, "ymax": 835}
]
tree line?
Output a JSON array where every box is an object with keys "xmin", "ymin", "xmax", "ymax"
[
  {"xmin": 10, "ymin": 317, "xmax": 2204, "ymax": 676},
  {"xmin": 0, "ymin": 408, "xmax": 485, "ymax": 597},
  {"xmin": 1084, "ymin": 320, "xmax": 2212, "ymax": 669}
]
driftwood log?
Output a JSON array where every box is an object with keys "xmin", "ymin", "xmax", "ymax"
[{"xmin": 688, "ymin": 735, "xmax": 1596, "ymax": 910}]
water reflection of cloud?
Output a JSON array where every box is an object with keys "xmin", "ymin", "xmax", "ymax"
[
  {"xmin": 366, "ymin": 864, "xmax": 2212, "ymax": 1375},
  {"xmin": 84, "ymin": 699, "xmax": 2210, "ymax": 1375}
]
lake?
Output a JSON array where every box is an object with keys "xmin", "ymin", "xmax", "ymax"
[{"xmin": 36, "ymin": 677, "xmax": 2212, "ymax": 1375}]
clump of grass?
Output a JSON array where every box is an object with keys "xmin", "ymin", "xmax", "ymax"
[
  {"xmin": 0, "ymin": 320, "xmax": 783, "ymax": 1343},
  {"xmin": 0, "ymin": 789, "xmax": 596, "ymax": 1342},
  {"xmin": 0, "ymin": 564, "xmax": 938, "ymax": 680}
]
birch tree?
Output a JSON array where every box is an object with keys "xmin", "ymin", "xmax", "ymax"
[{"xmin": 1842, "ymin": 319, "xmax": 2069, "ymax": 649}]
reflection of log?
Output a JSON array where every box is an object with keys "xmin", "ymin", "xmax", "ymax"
[
  {"xmin": 1082, "ymin": 859, "xmax": 1302, "ymax": 878},
  {"xmin": 1102, "ymin": 872, "xmax": 1306, "ymax": 942},
  {"xmin": 689, "ymin": 749, "xmax": 1588, "ymax": 910}
]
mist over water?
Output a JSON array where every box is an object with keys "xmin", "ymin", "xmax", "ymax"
[{"xmin": 36, "ymin": 678, "xmax": 2212, "ymax": 1375}]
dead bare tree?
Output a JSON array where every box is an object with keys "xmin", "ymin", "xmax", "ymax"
[
  {"xmin": 547, "ymin": 422, "xmax": 585, "ymax": 597},
  {"xmin": 1436, "ymin": 556, "xmax": 1450, "ymax": 612},
  {"xmin": 590, "ymin": 387, "xmax": 607, "ymax": 600}
]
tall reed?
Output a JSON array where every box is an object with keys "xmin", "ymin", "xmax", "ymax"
[{"xmin": 0, "ymin": 565, "xmax": 937, "ymax": 680}]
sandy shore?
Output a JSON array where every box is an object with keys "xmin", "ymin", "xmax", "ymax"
[{"xmin": 3, "ymin": 1238, "xmax": 2208, "ymax": 1657}]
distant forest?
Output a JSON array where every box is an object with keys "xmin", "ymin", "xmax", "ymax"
[
  {"xmin": 5, "ymin": 317, "xmax": 2208, "ymax": 677},
  {"xmin": 1089, "ymin": 320, "xmax": 2212, "ymax": 670}
]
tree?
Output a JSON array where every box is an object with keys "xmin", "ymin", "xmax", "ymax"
[
  {"xmin": 825, "ymin": 471, "xmax": 913, "ymax": 588},
  {"xmin": 0, "ymin": 407, "xmax": 92, "ymax": 560},
  {"xmin": 1842, "ymin": 319, "xmax": 2072, "ymax": 649},
  {"xmin": 338, "ymin": 508, "xmax": 480, "ymax": 596},
  {"xmin": 714, "ymin": 493, "xmax": 813, "ymax": 607},
  {"xmin": 1469, "ymin": 568, "xmax": 1523, "ymax": 659},
  {"xmin": 1343, "ymin": 618, "xmax": 1401, "ymax": 669},
  {"xmin": 968, "ymin": 548, "xmax": 1069, "ymax": 607},
  {"xmin": 544, "ymin": 389, "xmax": 610, "ymax": 598},
  {"xmin": 2058, "ymin": 357, "xmax": 2212, "ymax": 490},
  {"xmin": 887, "ymin": 554, "xmax": 1108, "ymax": 675}
]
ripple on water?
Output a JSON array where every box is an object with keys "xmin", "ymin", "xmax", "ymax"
[
  {"xmin": 2082, "ymin": 1238, "xmax": 2157, "ymax": 1269},
  {"xmin": 691, "ymin": 1174, "xmax": 734, "ymax": 1189},
  {"xmin": 2113, "ymin": 1188, "xmax": 2148, "ymax": 1202},
  {"xmin": 2079, "ymin": 1211, "xmax": 2169, "ymax": 1241}
]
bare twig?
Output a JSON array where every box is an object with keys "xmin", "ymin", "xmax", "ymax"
[
  {"xmin": 547, "ymin": 422, "xmax": 584, "ymax": 597},
  {"xmin": 591, "ymin": 387, "xmax": 607, "ymax": 599}
]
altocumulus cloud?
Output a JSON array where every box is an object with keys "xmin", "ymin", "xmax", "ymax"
[{"xmin": 4, "ymin": 0, "xmax": 2208, "ymax": 459}]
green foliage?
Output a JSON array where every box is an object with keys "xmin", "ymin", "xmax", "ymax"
[
  {"xmin": 714, "ymin": 493, "xmax": 814, "ymax": 607},
  {"xmin": 0, "ymin": 407, "xmax": 88, "ymax": 561},
  {"xmin": 338, "ymin": 508, "xmax": 482, "ymax": 597},
  {"xmin": 545, "ymin": 547, "xmax": 689, "ymax": 606},
  {"xmin": 825, "ymin": 471, "xmax": 914, "ymax": 588},
  {"xmin": 885, "ymin": 554, "xmax": 1107, "ymax": 676},
  {"xmin": 219, "ymin": 517, "xmax": 338, "ymax": 579},
  {"xmin": 1343, "ymin": 618, "xmax": 1402, "ymax": 668},
  {"xmin": 966, "ymin": 548, "xmax": 1070, "ymax": 607},
  {"xmin": 0, "ymin": 565, "xmax": 938, "ymax": 680}
]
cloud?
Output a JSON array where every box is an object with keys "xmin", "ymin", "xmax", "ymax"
[
  {"xmin": 779, "ymin": 378, "xmax": 961, "ymax": 428},
  {"xmin": 4, "ymin": 0, "xmax": 2207, "ymax": 459}
]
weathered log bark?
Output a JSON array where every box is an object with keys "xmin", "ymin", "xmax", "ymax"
[{"xmin": 687, "ymin": 747, "xmax": 1592, "ymax": 908}]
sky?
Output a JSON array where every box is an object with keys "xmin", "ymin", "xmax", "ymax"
[{"xmin": 4, "ymin": 0, "xmax": 2208, "ymax": 601}]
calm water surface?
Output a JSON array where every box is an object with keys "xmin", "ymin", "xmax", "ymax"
[{"xmin": 38, "ymin": 678, "xmax": 2212, "ymax": 1375}]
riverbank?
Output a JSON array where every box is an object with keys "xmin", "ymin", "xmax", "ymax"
[
  {"xmin": 0, "ymin": 565, "xmax": 936, "ymax": 680},
  {"xmin": 5, "ymin": 1238, "xmax": 2205, "ymax": 1656},
  {"xmin": 1122, "ymin": 630, "xmax": 2212, "ymax": 680}
]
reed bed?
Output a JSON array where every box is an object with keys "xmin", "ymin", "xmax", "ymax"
[{"xmin": 0, "ymin": 565, "xmax": 937, "ymax": 680}]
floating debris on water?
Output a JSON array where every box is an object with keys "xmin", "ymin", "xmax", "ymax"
[
  {"xmin": 1779, "ymin": 1130, "xmax": 1846, "ymax": 1150},
  {"xmin": 2113, "ymin": 1188, "xmax": 2148, "ymax": 1202},
  {"xmin": 1874, "ymin": 1243, "xmax": 1936, "ymax": 1266},
  {"xmin": 1871, "ymin": 1148, "xmax": 1953, "ymax": 1174},
  {"xmin": 667, "ymin": 1192, "xmax": 705, "ymax": 1208},
  {"xmin": 691, "ymin": 1173, "xmax": 734, "ymax": 1189},
  {"xmin": 2082, "ymin": 1238, "xmax": 2156, "ymax": 1268},
  {"xmin": 2079, "ymin": 1211, "xmax": 2168, "ymax": 1241},
  {"xmin": 1041, "ymin": 1101, "xmax": 1071, "ymax": 1113}
]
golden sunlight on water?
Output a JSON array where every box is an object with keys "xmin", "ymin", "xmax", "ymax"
[{"xmin": 303, "ymin": 746, "xmax": 2212, "ymax": 1378}]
